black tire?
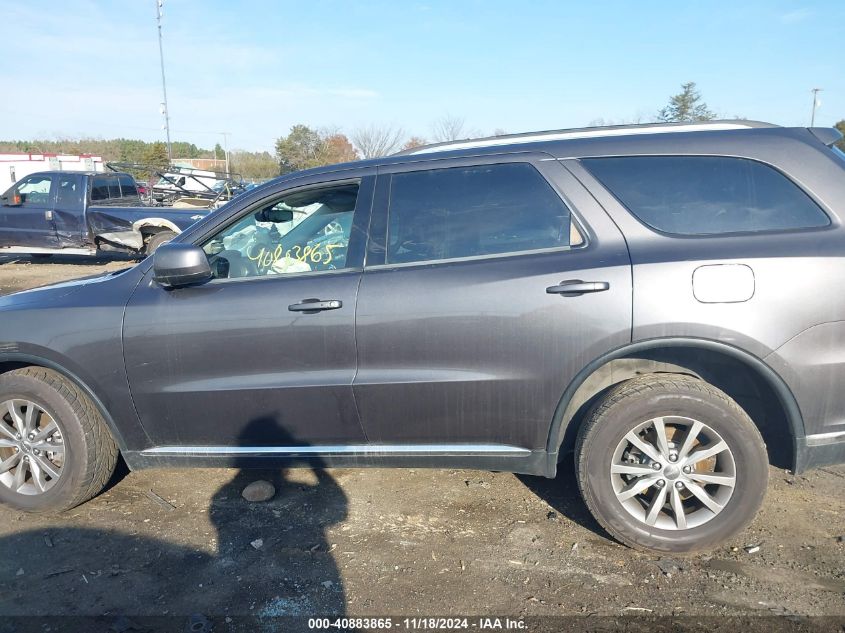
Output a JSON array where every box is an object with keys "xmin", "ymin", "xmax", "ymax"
[
  {"xmin": 0, "ymin": 367, "xmax": 118, "ymax": 512},
  {"xmin": 145, "ymin": 230, "xmax": 177, "ymax": 256},
  {"xmin": 575, "ymin": 374, "xmax": 768, "ymax": 554}
]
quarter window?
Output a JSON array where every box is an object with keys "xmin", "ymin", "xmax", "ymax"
[
  {"xmin": 386, "ymin": 163, "xmax": 582, "ymax": 265},
  {"xmin": 202, "ymin": 182, "xmax": 360, "ymax": 280},
  {"xmin": 584, "ymin": 156, "xmax": 829, "ymax": 235}
]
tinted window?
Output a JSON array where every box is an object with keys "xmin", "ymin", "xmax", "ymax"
[
  {"xmin": 584, "ymin": 156, "xmax": 829, "ymax": 235},
  {"xmin": 386, "ymin": 163, "xmax": 580, "ymax": 264},
  {"xmin": 202, "ymin": 182, "xmax": 359, "ymax": 280},
  {"xmin": 107, "ymin": 176, "xmax": 121, "ymax": 199},
  {"xmin": 118, "ymin": 175, "xmax": 138, "ymax": 197},
  {"xmin": 91, "ymin": 176, "xmax": 109, "ymax": 201}
]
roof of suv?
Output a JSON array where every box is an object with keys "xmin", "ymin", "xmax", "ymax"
[
  {"xmin": 255, "ymin": 120, "xmax": 842, "ymax": 190},
  {"xmin": 393, "ymin": 120, "xmax": 779, "ymax": 156}
]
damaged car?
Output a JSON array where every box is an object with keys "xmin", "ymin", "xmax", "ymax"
[{"xmin": 0, "ymin": 171, "xmax": 210, "ymax": 257}]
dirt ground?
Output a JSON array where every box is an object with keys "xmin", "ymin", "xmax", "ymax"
[{"xmin": 0, "ymin": 256, "xmax": 843, "ymax": 628}]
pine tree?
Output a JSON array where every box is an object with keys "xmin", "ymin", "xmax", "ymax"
[{"xmin": 658, "ymin": 82, "xmax": 716, "ymax": 122}]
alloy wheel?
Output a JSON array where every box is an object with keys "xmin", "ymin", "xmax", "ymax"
[
  {"xmin": 610, "ymin": 416, "xmax": 736, "ymax": 530},
  {"xmin": 0, "ymin": 399, "xmax": 65, "ymax": 495}
]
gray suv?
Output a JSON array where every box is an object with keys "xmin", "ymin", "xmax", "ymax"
[{"xmin": 1, "ymin": 121, "xmax": 843, "ymax": 553}]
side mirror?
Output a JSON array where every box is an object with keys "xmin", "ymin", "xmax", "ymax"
[
  {"xmin": 152, "ymin": 243, "xmax": 213, "ymax": 289},
  {"xmin": 1, "ymin": 193, "xmax": 21, "ymax": 206},
  {"xmin": 254, "ymin": 206, "xmax": 293, "ymax": 223}
]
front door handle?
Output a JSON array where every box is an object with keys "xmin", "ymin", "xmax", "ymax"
[
  {"xmin": 45, "ymin": 210, "xmax": 53, "ymax": 221},
  {"xmin": 288, "ymin": 298, "xmax": 343, "ymax": 313},
  {"xmin": 546, "ymin": 280, "xmax": 610, "ymax": 296}
]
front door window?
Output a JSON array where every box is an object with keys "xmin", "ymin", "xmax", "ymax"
[
  {"xmin": 202, "ymin": 182, "xmax": 360, "ymax": 279},
  {"xmin": 16, "ymin": 175, "xmax": 53, "ymax": 207}
]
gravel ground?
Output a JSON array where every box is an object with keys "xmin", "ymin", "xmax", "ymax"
[{"xmin": 0, "ymin": 256, "xmax": 842, "ymax": 627}]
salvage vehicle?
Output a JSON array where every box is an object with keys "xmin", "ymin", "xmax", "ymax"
[
  {"xmin": 107, "ymin": 162, "xmax": 245, "ymax": 208},
  {"xmin": 1, "ymin": 121, "xmax": 844, "ymax": 554},
  {"xmin": 0, "ymin": 171, "xmax": 210, "ymax": 257}
]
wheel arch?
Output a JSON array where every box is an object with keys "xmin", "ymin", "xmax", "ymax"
[
  {"xmin": 546, "ymin": 337, "xmax": 805, "ymax": 473},
  {"xmin": 0, "ymin": 353, "xmax": 130, "ymax": 456}
]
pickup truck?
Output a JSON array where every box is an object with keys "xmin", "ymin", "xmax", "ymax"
[{"xmin": 0, "ymin": 171, "xmax": 211, "ymax": 257}]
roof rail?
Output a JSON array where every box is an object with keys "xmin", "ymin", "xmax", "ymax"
[{"xmin": 395, "ymin": 120, "xmax": 779, "ymax": 156}]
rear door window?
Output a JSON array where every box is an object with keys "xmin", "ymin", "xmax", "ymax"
[
  {"xmin": 56, "ymin": 174, "xmax": 83, "ymax": 208},
  {"xmin": 385, "ymin": 163, "xmax": 582, "ymax": 265},
  {"xmin": 583, "ymin": 156, "xmax": 830, "ymax": 235},
  {"xmin": 118, "ymin": 175, "xmax": 138, "ymax": 198}
]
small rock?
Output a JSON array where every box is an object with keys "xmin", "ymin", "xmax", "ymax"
[
  {"xmin": 15, "ymin": 568, "xmax": 24, "ymax": 576},
  {"xmin": 744, "ymin": 545, "xmax": 761, "ymax": 554},
  {"xmin": 657, "ymin": 559, "xmax": 681, "ymax": 576},
  {"xmin": 250, "ymin": 538, "xmax": 264, "ymax": 550},
  {"xmin": 835, "ymin": 535, "xmax": 844, "ymax": 543},
  {"xmin": 242, "ymin": 480, "xmax": 275, "ymax": 503},
  {"xmin": 546, "ymin": 511, "xmax": 558, "ymax": 521},
  {"xmin": 321, "ymin": 580, "xmax": 333, "ymax": 589}
]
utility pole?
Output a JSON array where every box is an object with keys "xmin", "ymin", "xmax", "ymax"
[
  {"xmin": 155, "ymin": 0, "xmax": 172, "ymax": 163},
  {"xmin": 810, "ymin": 88, "xmax": 822, "ymax": 127},
  {"xmin": 220, "ymin": 132, "xmax": 231, "ymax": 174}
]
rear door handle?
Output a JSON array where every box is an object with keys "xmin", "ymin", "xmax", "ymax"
[
  {"xmin": 288, "ymin": 298, "xmax": 343, "ymax": 312},
  {"xmin": 546, "ymin": 280, "xmax": 610, "ymax": 296}
]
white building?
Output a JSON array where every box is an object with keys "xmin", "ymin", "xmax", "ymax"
[{"xmin": 0, "ymin": 153, "xmax": 105, "ymax": 192}]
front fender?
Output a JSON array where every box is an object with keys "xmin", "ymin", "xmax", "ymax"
[{"xmin": 0, "ymin": 349, "xmax": 138, "ymax": 455}]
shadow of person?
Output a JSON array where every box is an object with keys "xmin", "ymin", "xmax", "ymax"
[
  {"xmin": 208, "ymin": 416, "xmax": 349, "ymax": 618},
  {"xmin": 0, "ymin": 415, "xmax": 349, "ymax": 630}
]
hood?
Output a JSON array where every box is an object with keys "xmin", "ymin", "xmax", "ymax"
[{"xmin": 0, "ymin": 267, "xmax": 135, "ymax": 308}]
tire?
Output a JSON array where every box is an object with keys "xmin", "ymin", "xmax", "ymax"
[
  {"xmin": 0, "ymin": 367, "xmax": 118, "ymax": 512},
  {"xmin": 575, "ymin": 374, "xmax": 768, "ymax": 554},
  {"xmin": 29, "ymin": 254, "xmax": 52, "ymax": 260},
  {"xmin": 145, "ymin": 230, "xmax": 177, "ymax": 256}
]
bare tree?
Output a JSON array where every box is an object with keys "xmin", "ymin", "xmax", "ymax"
[
  {"xmin": 431, "ymin": 115, "xmax": 467, "ymax": 142},
  {"xmin": 401, "ymin": 136, "xmax": 427, "ymax": 151},
  {"xmin": 351, "ymin": 125, "xmax": 405, "ymax": 158}
]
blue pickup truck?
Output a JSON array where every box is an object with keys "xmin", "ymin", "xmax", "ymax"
[{"xmin": 0, "ymin": 171, "xmax": 210, "ymax": 257}]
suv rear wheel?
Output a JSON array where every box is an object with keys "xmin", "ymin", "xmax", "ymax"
[
  {"xmin": 575, "ymin": 374, "xmax": 768, "ymax": 553},
  {"xmin": 0, "ymin": 367, "xmax": 118, "ymax": 512}
]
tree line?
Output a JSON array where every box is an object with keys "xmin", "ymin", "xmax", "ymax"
[{"xmin": 2, "ymin": 83, "xmax": 843, "ymax": 182}]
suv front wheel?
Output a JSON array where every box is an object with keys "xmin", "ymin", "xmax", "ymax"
[
  {"xmin": 0, "ymin": 367, "xmax": 118, "ymax": 512},
  {"xmin": 576, "ymin": 374, "xmax": 768, "ymax": 553}
]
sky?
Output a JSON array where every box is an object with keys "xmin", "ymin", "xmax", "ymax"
[{"xmin": 0, "ymin": 0, "xmax": 843, "ymax": 153}]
